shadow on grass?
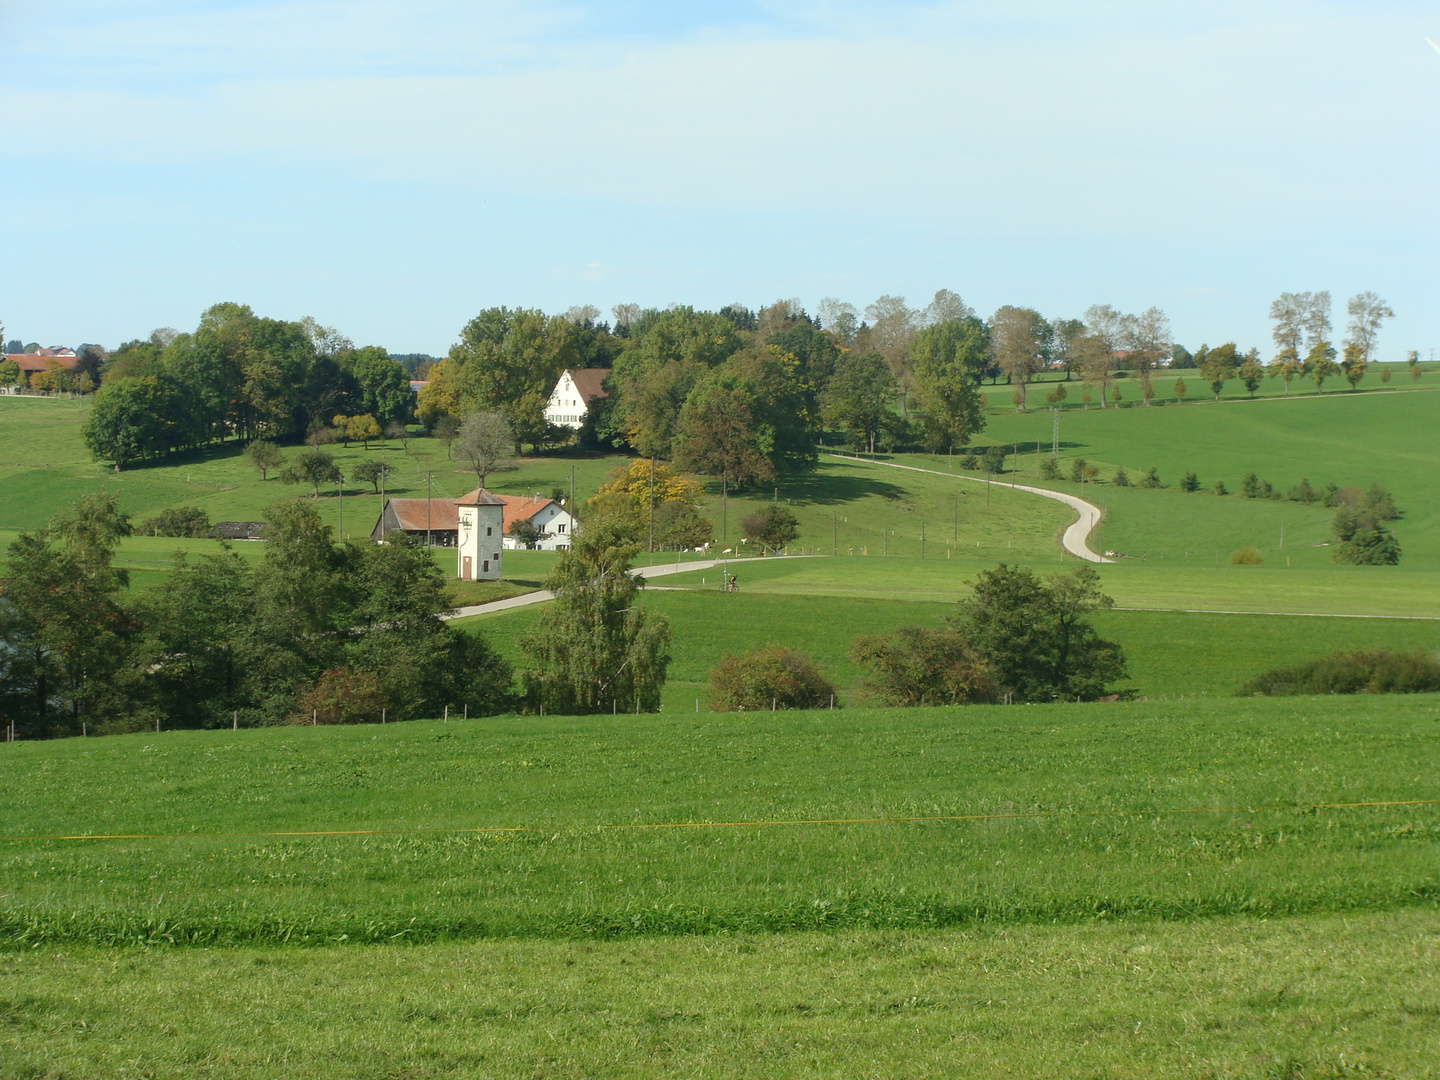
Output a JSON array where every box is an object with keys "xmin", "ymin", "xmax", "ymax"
[{"xmin": 700, "ymin": 470, "xmax": 909, "ymax": 507}]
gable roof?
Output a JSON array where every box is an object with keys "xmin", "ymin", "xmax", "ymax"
[
  {"xmin": 495, "ymin": 495, "xmax": 560, "ymax": 534},
  {"xmin": 566, "ymin": 368, "xmax": 610, "ymax": 405},
  {"xmin": 384, "ymin": 498, "xmax": 462, "ymax": 533}
]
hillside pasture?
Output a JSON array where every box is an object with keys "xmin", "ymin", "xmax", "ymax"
[
  {"xmin": 1, "ymin": 696, "xmax": 1436, "ymax": 947},
  {"xmin": 467, "ymin": 587, "xmax": 1440, "ymax": 707},
  {"xmin": 973, "ymin": 388, "xmax": 1440, "ymax": 567}
]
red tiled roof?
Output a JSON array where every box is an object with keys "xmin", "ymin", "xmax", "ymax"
[
  {"xmin": 495, "ymin": 495, "xmax": 555, "ymax": 534},
  {"xmin": 567, "ymin": 368, "xmax": 609, "ymax": 404},
  {"xmin": 4, "ymin": 353, "xmax": 78, "ymax": 374},
  {"xmin": 386, "ymin": 498, "xmax": 461, "ymax": 532},
  {"xmin": 381, "ymin": 491, "xmax": 557, "ymax": 535}
]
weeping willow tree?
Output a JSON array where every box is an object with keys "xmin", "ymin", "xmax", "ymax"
[{"xmin": 520, "ymin": 520, "xmax": 671, "ymax": 714}]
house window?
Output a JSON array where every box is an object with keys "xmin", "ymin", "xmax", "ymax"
[
  {"xmin": 556, "ymin": 523, "xmax": 566, "ymax": 534},
  {"xmin": 482, "ymin": 560, "xmax": 489, "ymax": 572},
  {"xmin": 493, "ymin": 553, "xmax": 500, "ymax": 561},
  {"xmin": 486, "ymin": 526, "xmax": 492, "ymax": 536}
]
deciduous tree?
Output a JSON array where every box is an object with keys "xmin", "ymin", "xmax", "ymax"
[
  {"xmin": 454, "ymin": 410, "xmax": 513, "ymax": 490},
  {"xmin": 520, "ymin": 519, "xmax": 671, "ymax": 714}
]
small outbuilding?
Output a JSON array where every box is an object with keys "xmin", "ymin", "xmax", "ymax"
[
  {"xmin": 370, "ymin": 498, "xmax": 461, "ymax": 547},
  {"xmin": 208, "ymin": 521, "xmax": 268, "ymax": 540}
]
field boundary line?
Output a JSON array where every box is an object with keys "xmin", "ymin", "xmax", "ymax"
[
  {"xmin": 826, "ymin": 452, "xmax": 1111, "ymax": 563},
  {"xmin": 5, "ymin": 797, "xmax": 1434, "ymax": 844},
  {"xmin": 1113, "ymin": 606, "xmax": 1440, "ymax": 622}
]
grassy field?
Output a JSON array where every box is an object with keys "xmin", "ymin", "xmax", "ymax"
[
  {"xmin": 979, "ymin": 362, "xmax": 1439, "ymax": 410},
  {"xmin": 466, "ymin": 587, "xmax": 1440, "ymax": 708},
  {"xmin": 973, "ymin": 387, "xmax": 1440, "ymax": 568},
  {"xmin": 3, "ymin": 908, "xmax": 1436, "ymax": 1078},
  {"xmin": 2, "ymin": 696, "xmax": 1436, "ymax": 946}
]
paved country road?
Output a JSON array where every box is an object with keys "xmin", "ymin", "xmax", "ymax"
[
  {"xmin": 825, "ymin": 453, "xmax": 1112, "ymax": 563},
  {"xmin": 443, "ymin": 555, "xmax": 813, "ymax": 620}
]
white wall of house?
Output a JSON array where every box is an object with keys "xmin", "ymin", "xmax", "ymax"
[
  {"xmin": 544, "ymin": 371, "xmax": 588, "ymax": 430},
  {"xmin": 503, "ymin": 503, "xmax": 576, "ymax": 550},
  {"xmin": 456, "ymin": 502, "xmax": 505, "ymax": 580}
]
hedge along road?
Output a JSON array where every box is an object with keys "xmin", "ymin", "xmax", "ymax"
[
  {"xmin": 826, "ymin": 453, "xmax": 1112, "ymax": 564},
  {"xmin": 443, "ymin": 556, "xmax": 817, "ymax": 620}
]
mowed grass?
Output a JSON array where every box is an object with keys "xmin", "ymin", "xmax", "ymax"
[
  {"xmin": 979, "ymin": 363, "xmax": 1439, "ymax": 411},
  {"xmin": 974, "ymin": 388, "xmax": 1440, "ymax": 567},
  {"xmin": 1, "ymin": 695, "xmax": 1437, "ymax": 946},
  {"xmin": 467, "ymin": 588, "xmax": 1440, "ymax": 706},
  {"xmin": 641, "ymin": 546, "xmax": 1440, "ymax": 617},
  {"xmin": 3, "ymin": 909, "xmax": 1437, "ymax": 1079}
]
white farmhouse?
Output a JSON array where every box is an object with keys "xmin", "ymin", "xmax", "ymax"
[
  {"xmin": 455, "ymin": 488, "xmax": 506, "ymax": 581},
  {"xmin": 498, "ymin": 495, "xmax": 576, "ymax": 550},
  {"xmin": 544, "ymin": 368, "xmax": 609, "ymax": 431}
]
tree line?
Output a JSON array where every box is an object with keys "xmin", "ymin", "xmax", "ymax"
[
  {"xmin": 0, "ymin": 494, "xmax": 510, "ymax": 737},
  {"xmin": 80, "ymin": 306, "xmax": 412, "ymax": 468}
]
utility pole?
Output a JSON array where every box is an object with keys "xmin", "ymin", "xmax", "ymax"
[
  {"xmin": 426, "ymin": 470, "xmax": 432, "ymax": 548},
  {"xmin": 952, "ymin": 494, "xmax": 958, "ymax": 546},
  {"xmin": 721, "ymin": 473, "xmax": 728, "ymax": 545}
]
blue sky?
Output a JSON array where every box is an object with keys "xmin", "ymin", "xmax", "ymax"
[{"xmin": 3, "ymin": 1, "xmax": 1438, "ymax": 358}]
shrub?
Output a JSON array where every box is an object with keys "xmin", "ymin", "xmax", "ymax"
[
  {"xmin": 1238, "ymin": 650, "xmax": 1440, "ymax": 697},
  {"xmin": 1111, "ymin": 467, "xmax": 1129, "ymax": 487},
  {"xmin": 1229, "ymin": 547, "xmax": 1263, "ymax": 565},
  {"xmin": 959, "ymin": 450, "xmax": 978, "ymax": 469},
  {"xmin": 1179, "ymin": 471, "xmax": 1200, "ymax": 493},
  {"xmin": 1069, "ymin": 457, "xmax": 1087, "ymax": 482},
  {"xmin": 1139, "ymin": 467, "xmax": 1164, "ymax": 489},
  {"xmin": 291, "ymin": 667, "xmax": 387, "ymax": 724},
  {"xmin": 1287, "ymin": 477, "xmax": 1317, "ymax": 503},
  {"xmin": 1331, "ymin": 506, "xmax": 1401, "ymax": 565},
  {"xmin": 1039, "ymin": 456, "xmax": 1060, "ymax": 480},
  {"xmin": 1240, "ymin": 472, "xmax": 1276, "ymax": 499},
  {"xmin": 849, "ymin": 626, "xmax": 996, "ymax": 706},
  {"xmin": 1361, "ymin": 483, "xmax": 1399, "ymax": 521},
  {"xmin": 709, "ymin": 645, "xmax": 837, "ymax": 711},
  {"xmin": 139, "ymin": 506, "xmax": 211, "ymax": 538},
  {"xmin": 1213, "ymin": 480, "xmax": 1228, "ymax": 496},
  {"xmin": 982, "ymin": 445, "xmax": 1007, "ymax": 474}
]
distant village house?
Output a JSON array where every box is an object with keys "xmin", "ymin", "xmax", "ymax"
[
  {"xmin": 544, "ymin": 368, "xmax": 609, "ymax": 432},
  {"xmin": 371, "ymin": 489, "xmax": 577, "ymax": 578}
]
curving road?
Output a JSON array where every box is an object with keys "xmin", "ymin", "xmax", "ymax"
[
  {"xmin": 444, "ymin": 556, "xmax": 813, "ymax": 620},
  {"xmin": 826, "ymin": 454, "xmax": 1112, "ymax": 563}
]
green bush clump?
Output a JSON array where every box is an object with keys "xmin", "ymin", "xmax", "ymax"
[
  {"xmin": 709, "ymin": 645, "xmax": 837, "ymax": 711},
  {"xmin": 139, "ymin": 505, "xmax": 211, "ymax": 538},
  {"xmin": 849, "ymin": 626, "xmax": 995, "ymax": 706},
  {"xmin": 1238, "ymin": 650, "xmax": 1440, "ymax": 697},
  {"xmin": 1229, "ymin": 547, "xmax": 1263, "ymax": 565}
]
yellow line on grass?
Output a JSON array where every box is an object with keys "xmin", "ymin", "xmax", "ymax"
[{"xmin": 2, "ymin": 798, "xmax": 1435, "ymax": 844}]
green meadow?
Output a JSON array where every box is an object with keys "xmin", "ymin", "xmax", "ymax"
[
  {"xmin": 4, "ymin": 910, "xmax": 1436, "ymax": 1079},
  {"xmin": 467, "ymin": 588, "xmax": 1440, "ymax": 708},
  {"xmin": 4, "ymin": 381, "xmax": 1440, "ymax": 1074},
  {"xmin": 2, "ymin": 696, "xmax": 1437, "ymax": 947}
]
